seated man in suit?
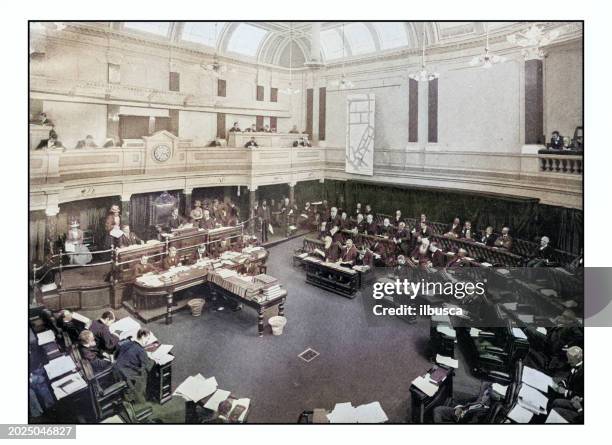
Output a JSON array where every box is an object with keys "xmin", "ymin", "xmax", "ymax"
[
  {"xmin": 317, "ymin": 235, "xmax": 340, "ymax": 262},
  {"xmin": 354, "ymin": 203, "xmax": 362, "ymax": 218},
  {"xmin": 327, "ymin": 206, "xmax": 341, "ymax": 229},
  {"xmin": 228, "ymin": 122, "xmax": 242, "ymax": 132},
  {"xmin": 570, "ymin": 127, "xmax": 583, "ymax": 151},
  {"xmin": 364, "ymin": 204, "xmax": 373, "ymax": 218},
  {"xmin": 162, "ymin": 246, "xmax": 181, "ymax": 269},
  {"xmin": 338, "ymin": 211, "xmax": 353, "ymax": 231},
  {"xmin": 494, "ymin": 226, "xmax": 513, "ymax": 251},
  {"xmin": 549, "ymin": 346, "xmax": 584, "ymax": 423},
  {"xmin": 340, "ymin": 238, "xmax": 358, "ymax": 266},
  {"xmin": 57, "ymin": 309, "xmax": 84, "ymax": 343},
  {"xmin": 410, "ymin": 237, "xmax": 432, "ymax": 267},
  {"xmin": 379, "ymin": 218, "xmax": 395, "ymax": 238},
  {"xmin": 132, "ymin": 255, "xmax": 158, "ymax": 277},
  {"xmin": 364, "ymin": 214, "xmax": 378, "ymax": 236},
  {"xmin": 548, "ymin": 130, "xmax": 564, "ymax": 150},
  {"xmin": 167, "ymin": 208, "xmax": 185, "ymax": 230},
  {"xmin": 329, "ymin": 225, "xmax": 343, "ymax": 243},
  {"xmin": 292, "ymin": 136, "xmax": 312, "ymax": 147},
  {"xmin": 460, "ymin": 221, "xmax": 474, "ymax": 240},
  {"xmin": 74, "ymin": 134, "xmax": 98, "ymax": 149},
  {"xmin": 78, "ymin": 330, "xmax": 111, "ymax": 374},
  {"xmin": 114, "ymin": 328, "xmax": 155, "ymax": 405},
  {"xmin": 393, "ymin": 210, "xmax": 403, "ymax": 227},
  {"xmin": 478, "ymin": 226, "xmax": 497, "ymax": 247},
  {"xmin": 526, "ymin": 236, "xmax": 554, "ymax": 267},
  {"xmin": 118, "ymin": 224, "xmax": 143, "ymax": 247},
  {"xmin": 89, "ymin": 311, "xmax": 120, "ymax": 354},
  {"xmin": 444, "ymin": 217, "xmax": 461, "ymax": 238},
  {"xmin": 393, "ymin": 221, "xmax": 411, "ymax": 256},
  {"xmin": 200, "ymin": 209, "xmax": 217, "ymax": 230},
  {"xmin": 353, "ymin": 213, "xmax": 366, "ymax": 235},
  {"xmin": 433, "ymin": 384, "xmax": 495, "ymax": 424},
  {"xmin": 244, "ymin": 137, "xmax": 258, "ymax": 148},
  {"xmin": 412, "ymin": 221, "xmax": 430, "ymax": 239},
  {"xmin": 244, "ymin": 123, "xmax": 257, "ymax": 132}
]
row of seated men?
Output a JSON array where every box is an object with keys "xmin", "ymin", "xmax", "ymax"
[
  {"xmin": 58, "ymin": 310, "xmax": 154, "ymax": 405},
  {"xmin": 309, "ymin": 205, "xmax": 561, "ymax": 268},
  {"xmin": 432, "ymin": 346, "xmax": 583, "ymax": 423}
]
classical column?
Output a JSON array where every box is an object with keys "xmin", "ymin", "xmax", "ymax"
[
  {"xmin": 248, "ymin": 187, "xmax": 257, "ymax": 235},
  {"xmin": 288, "ymin": 182, "xmax": 296, "ymax": 208},
  {"xmin": 121, "ymin": 194, "xmax": 131, "ymax": 227},
  {"xmin": 45, "ymin": 206, "xmax": 59, "ymax": 256},
  {"xmin": 310, "ymin": 22, "xmax": 322, "ymax": 64}
]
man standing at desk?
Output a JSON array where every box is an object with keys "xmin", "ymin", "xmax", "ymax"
[
  {"xmin": 114, "ymin": 328, "xmax": 155, "ymax": 405},
  {"xmin": 258, "ymin": 200, "xmax": 271, "ymax": 242},
  {"xmin": 89, "ymin": 311, "xmax": 120, "ymax": 354}
]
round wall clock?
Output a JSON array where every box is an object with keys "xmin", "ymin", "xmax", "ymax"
[{"xmin": 153, "ymin": 143, "xmax": 172, "ymax": 162}]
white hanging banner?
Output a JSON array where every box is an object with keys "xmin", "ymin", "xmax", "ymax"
[{"xmin": 345, "ymin": 93, "xmax": 375, "ymax": 176}]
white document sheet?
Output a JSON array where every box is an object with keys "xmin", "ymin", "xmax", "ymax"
[
  {"xmin": 109, "ymin": 316, "xmax": 141, "ymax": 340},
  {"xmin": 436, "ymin": 325, "xmax": 456, "ymax": 339},
  {"xmin": 507, "ymin": 404, "xmax": 533, "ymax": 423},
  {"xmin": 436, "ymin": 354, "xmax": 459, "ymax": 369},
  {"xmin": 37, "ymin": 330, "xmax": 55, "ymax": 346},
  {"xmin": 327, "ymin": 402, "xmax": 357, "ymax": 423},
  {"xmin": 354, "ymin": 402, "xmax": 388, "ymax": 423},
  {"xmin": 546, "ymin": 409, "xmax": 569, "ymax": 424},
  {"xmin": 411, "ymin": 376, "xmax": 439, "ymax": 397},
  {"xmin": 44, "ymin": 355, "xmax": 76, "ymax": 380},
  {"xmin": 203, "ymin": 389, "xmax": 231, "ymax": 411},
  {"xmin": 522, "ymin": 366, "xmax": 555, "ymax": 393},
  {"xmin": 174, "ymin": 374, "xmax": 218, "ymax": 402},
  {"xmin": 492, "ymin": 383, "xmax": 508, "ymax": 397},
  {"xmin": 51, "ymin": 372, "xmax": 87, "ymax": 400},
  {"xmin": 518, "ymin": 384, "xmax": 548, "ymax": 414}
]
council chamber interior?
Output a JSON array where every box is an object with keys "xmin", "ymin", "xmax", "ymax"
[{"xmin": 28, "ymin": 21, "xmax": 584, "ymax": 424}]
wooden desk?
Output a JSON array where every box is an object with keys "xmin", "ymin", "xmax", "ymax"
[{"xmin": 303, "ymin": 256, "xmax": 360, "ymax": 298}]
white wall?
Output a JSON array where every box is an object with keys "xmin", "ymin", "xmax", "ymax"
[
  {"xmin": 42, "ymin": 101, "xmax": 107, "ymax": 149},
  {"xmin": 437, "ymin": 60, "xmax": 522, "ymax": 152},
  {"xmin": 178, "ymin": 110, "xmax": 216, "ymax": 146},
  {"xmin": 544, "ymin": 42, "xmax": 583, "ymax": 139}
]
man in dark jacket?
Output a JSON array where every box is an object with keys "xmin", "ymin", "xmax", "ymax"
[
  {"xmin": 527, "ymin": 236, "xmax": 555, "ymax": 267},
  {"xmin": 114, "ymin": 328, "xmax": 155, "ymax": 404},
  {"xmin": 89, "ymin": 311, "xmax": 120, "ymax": 354},
  {"xmin": 78, "ymin": 330, "xmax": 111, "ymax": 373}
]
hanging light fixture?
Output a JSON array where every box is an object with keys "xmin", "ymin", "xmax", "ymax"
[
  {"xmin": 203, "ymin": 23, "xmax": 227, "ymax": 78},
  {"xmin": 470, "ymin": 23, "xmax": 506, "ymax": 69},
  {"xmin": 330, "ymin": 23, "xmax": 354, "ymax": 90},
  {"xmin": 507, "ymin": 23, "xmax": 560, "ymax": 60},
  {"xmin": 409, "ymin": 27, "xmax": 439, "ymax": 81},
  {"xmin": 280, "ymin": 22, "xmax": 301, "ymax": 95}
]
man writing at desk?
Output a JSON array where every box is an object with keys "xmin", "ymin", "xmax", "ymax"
[
  {"xmin": 78, "ymin": 330, "xmax": 111, "ymax": 373},
  {"xmin": 89, "ymin": 311, "xmax": 120, "ymax": 354},
  {"xmin": 114, "ymin": 328, "xmax": 155, "ymax": 405}
]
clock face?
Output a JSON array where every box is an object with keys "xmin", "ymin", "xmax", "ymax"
[{"xmin": 153, "ymin": 144, "xmax": 172, "ymax": 162}]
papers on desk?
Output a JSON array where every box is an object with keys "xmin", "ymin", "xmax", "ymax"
[
  {"xmin": 436, "ymin": 325, "xmax": 456, "ymax": 339},
  {"xmin": 503, "ymin": 302, "xmax": 518, "ymax": 311},
  {"xmin": 436, "ymin": 354, "xmax": 459, "ymax": 369},
  {"xmin": 147, "ymin": 344, "xmax": 175, "ymax": 365},
  {"xmin": 136, "ymin": 274, "xmax": 164, "ymax": 287},
  {"xmin": 203, "ymin": 389, "xmax": 231, "ymax": 411},
  {"xmin": 507, "ymin": 404, "xmax": 533, "ymax": 423},
  {"xmin": 298, "ymin": 252, "xmax": 309, "ymax": 259},
  {"xmin": 511, "ymin": 328, "xmax": 527, "ymax": 340},
  {"xmin": 109, "ymin": 316, "xmax": 141, "ymax": 341},
  {"xmin": 44, "ymin": 355, "xmax": 76, "ymax": 381},
  {"xmin": 546, "ymin": 409, "xmax": 569, "ymax": 424},
  {"xmin": 51, "ymin": 372, "xmax": 87, "ymax": 400},
  {"xmin": 518, "ymin": 384, "xmax": 548, "ymax": 415},
  {"xmin": 522, "ymin": 366, "xmax": 554, "ymax": 393},
  {"xmin": 327, "ymin": 401, "xmax": 388, "ymax": 423},
  {"xmin": 411, "ymin": 376, "xmax": 439, "ymax": 397},
  {"xmin": 517, "ymin": 314, "xmax": 534, "ymax": 324},
  {"xmin": 37, "ymin": 330, "xmax": 55, "ymax": 346},
  {"xmin": 469, "ymin": 328, "xmax": 481, "ymax": 338},
  {"xmin": 40, "ymin": 282, "xmax": 57, "ymax": 293},
  {"xmin": 492, "ymin": 383, "xmax": 508, "ymax": 397},
  {"xmin": 536, "ymin": 327, "xmax": 547, "ymax": 335},
  {"xmin": 174, "ymin": 374, "xmax": 218, "ymax": 402},
  {"xmin": 71, "ymin": 312, "xmax": 91, "ymax": 328}
]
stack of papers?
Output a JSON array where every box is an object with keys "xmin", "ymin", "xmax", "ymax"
[
  {"xmin": 147, "ymin": 344, "xmax": 175, "ymax": 365},
  {"xmin": 51, "ymin": 372, "xmax": 88, "ymax": 400},
  {"xmin": 37, "ymin": 330, "xmax": 55, "ymax": 346},
  {"xmin": 136, "ymin": 275, "xmax": 165, "ymax": 287},
  {"xmin": 517, "ymin": 384, "xmax": 548, "ymax": 415},
  {"xmin": 512, "ymin": 328, "xmax": 528, "ymax": 340},
  {"xmin": 492, "ymin": 383, "xmax": 508, "ymax": 397},
  {"xmin": 546, "ymin": 409, "xmax": 569, "ymax": 424},
  {"xmin": 436, "ymin": 354, "xmax": 459, "ymax": 369},
  {"xmin": 109, "ymin": 317, "xmax": 141, "ymax": 341},
  {"xmin": 411, "ymin": 376, "xmax": 439, "ymax": 397},
  {"xmin": 174, "ymin": 374, "xmax": 218, "ymax": 402},
  {"xmin": 327, "ymin": 402, "xmax": 388, "ymax": 423},
  {"xmin": 507, "ymin": 404, "xmax": 533, "ymax": 423},
  {"xmin": 522, "ymin": 366, "xmax": 554, "ymax": 393},
  {"xmin": 44, "ymin": 355, "xmax": 76, "ymax": 380}
]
